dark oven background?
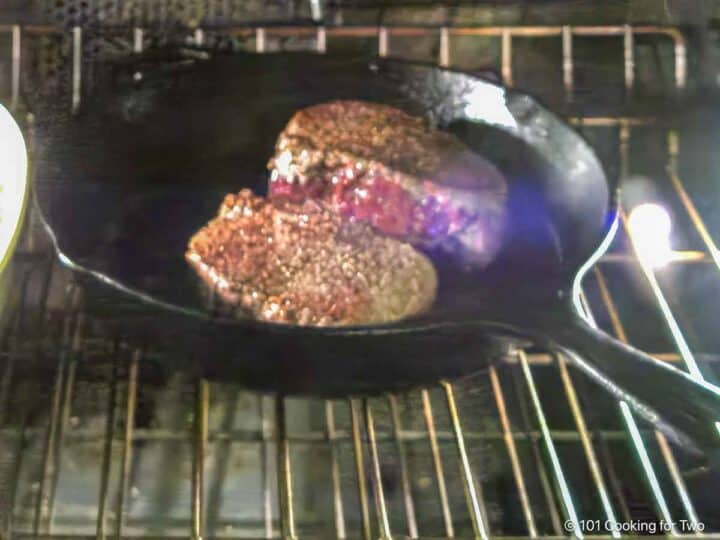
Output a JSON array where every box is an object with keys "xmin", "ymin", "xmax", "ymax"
[{"xmin": 2, "ymin": 1, "xmax": 720, "ymax": 538}]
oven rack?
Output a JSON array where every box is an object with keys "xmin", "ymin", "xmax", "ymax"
[{"xmin": 0, "ymin": 22, "xmax": 719, "ymax": 540}]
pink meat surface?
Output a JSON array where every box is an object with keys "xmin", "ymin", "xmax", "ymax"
[{"xmin": 268, "ymin": 100, "xmax": 507, "ymax": 267}]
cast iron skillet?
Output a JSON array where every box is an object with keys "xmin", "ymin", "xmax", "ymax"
[{"xmin": 33, "ymin": 50, "xmax": 720, "ymax": 457}]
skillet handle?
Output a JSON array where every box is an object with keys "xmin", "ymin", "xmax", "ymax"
[{"xmin": 544, "ymin": 311, "xmax": 720, "ymax": 459}]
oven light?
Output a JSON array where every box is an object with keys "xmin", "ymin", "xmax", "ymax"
[
  {"xmin": 627, "ymin": 203, "xmax": 673, "ymax": 269},
  {"xmin": 0, "ymin": 104, "xmax": 28, "ymax": 270}
]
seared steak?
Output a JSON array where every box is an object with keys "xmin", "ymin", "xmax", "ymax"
[
  {"xmin": 186, "ymin": 190, "xmax": 437, "ymax": 326},
  {"xmin": 268, "ymin": 100, "xmax": 507, "ymax": 267}
]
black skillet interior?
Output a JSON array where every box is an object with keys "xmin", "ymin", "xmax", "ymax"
[
  {"xmin": 34, "ymin": 51, "xmax": 612, "ymax": 321},
  {"xmin": 35, "ymin": 53, "xmax": 611, "ymax": 386},
  {"xmin": 33, "ymin": 50, "xmax": 613, "ymax": 392}
]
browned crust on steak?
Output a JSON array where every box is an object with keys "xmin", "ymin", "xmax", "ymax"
[
  {"xmin": 272, "ymin": 100, "xmax": 503, "ymax": 189},
  {"xmin": 267, "ymin": 100, "xmax": 507, "ymax": 267},
  {"xmin": 186, "ymin": 190, "xmax": 437, "ymax": 326}
]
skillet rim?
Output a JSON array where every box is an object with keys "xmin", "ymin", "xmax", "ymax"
[{"xmin": 34, "ymin": 51, "xmax": 618, "ymax": 337}]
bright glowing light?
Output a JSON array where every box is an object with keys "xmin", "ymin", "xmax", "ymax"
[
  {"xmin": 627, "ymin": 203, "xmax": 673, "ymax": 269},
  {"xmin": 463, "ymin": 83, "xmax": 518, "ymax": 130},
  {"xmin": 0, "ymin": 104, "xmax": 28, "ymax": 270}
]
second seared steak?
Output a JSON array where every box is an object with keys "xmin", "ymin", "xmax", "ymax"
[
  {"xmin": 186, "ymin": 190, "xmax": 437, "ymax": 326},
  {"xmin": 268, "ymin": 100, "xmax": 507, "ymax": 268}
]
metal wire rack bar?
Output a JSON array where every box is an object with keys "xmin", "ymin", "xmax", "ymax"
[
  {"xmin": 95, "ymin": 343, "xmax": 119, "ymax": 540},
  {"xmin": 349, "ymin": 398, "xmax": 371, "ymax": 540},
  {"xmin": 387, "ymin": 394, "xmax": 418, "ymax": 538},
  {"xmin": 508, "ymin": 360, "xmax": 564, "ymax": 536},
  {"xmin": 556, "ymin": 355, "xmax": 620, "ymax": 537},
  {"xmin": 0, "ymin": 23, "xmax": 687, "ymax": 92},
  {"xmin": 420, "ymin": 389, "xmax": 454, "ymax": 537},
  {"xmin": 192, "ymin": 379, "xmax": 209, "ymax": 539},
  {"xmin": 260, "ymin": 395, "xmax": 275, "ymax": 539},
  {"xmin": 595, "ymin": 432, "xmax": 632, "ymax": 525},
  {"xmin": 666, "ymin": 132, "xmax": 720, "ymax": 270},
  {"xmin": 0, "ymin": 425, "xmax": 684, "ymax": 444},
  {"xmin": 11, "ymin": 24, "xmax": 20, "ymax": 112},
  {"xmin": 518, "ymin": 351, "xmax": 582, "ymax": 538},
  {"xmin": 46, "ymin": 312, "xmax": 84, "ymax": 529},
  {"xmin": 325, "ymin": 401, "xmax": 347, "ymax": 539},
  {"xmin": 31, "ymin": 339, "xmax": 66, "ymax": 536},
  {"xmin": 488, "ymin": 365, "xmax": 537, "ymax": 537},
  {"xmin": 32, "ymin": 287, "xmax": 80, "ymax": 537},
  {"xmin": 363, "ymin": 399, "xmax": 392, "ymax": 539},
  {"xmin": 115, "ymin": 349, "xmax": 140, "ymax": 539},
  {"xmin": 276, "ymin": 396, "xmax": 296, "ymax": 540},
  {"xmin": 443, "ymin": 381, "xmax": 490, "ymax": 540}
]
